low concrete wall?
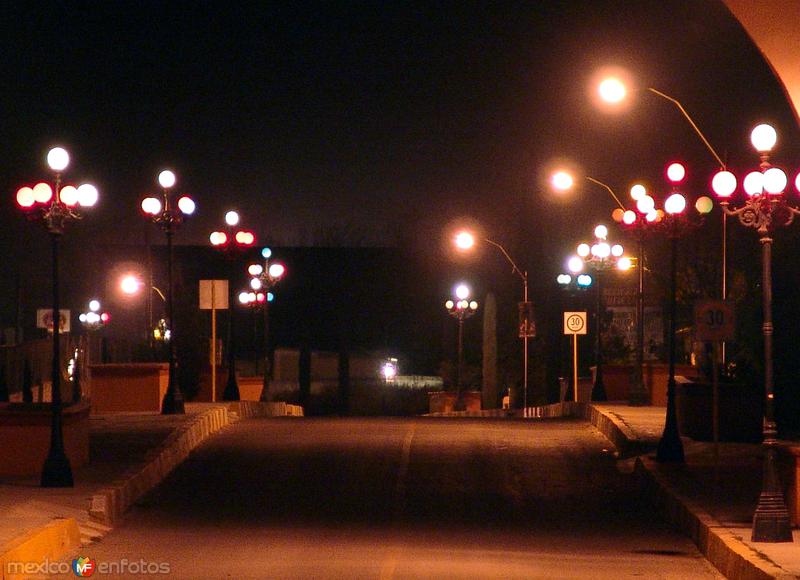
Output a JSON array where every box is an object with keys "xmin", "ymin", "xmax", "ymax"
[
  {"xmin": 0, "ymin": 401, "xmax": 90, "ymax": 477},
  {"xmin": 88, "ymin": 363, "xmax": 168, "ymax": 414},
  {"xmin": 0, "ymin": 518, "xmax": 81, "ymax": 580}
]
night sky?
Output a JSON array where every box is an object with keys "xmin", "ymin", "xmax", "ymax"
[{"xmin": 2, "ymin": 1, "xmax": 797, "ymax": 251}]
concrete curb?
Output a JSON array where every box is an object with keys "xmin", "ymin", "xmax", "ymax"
[
  {"xmin": 636, "ymin": 457, "xmax": 792, "ymax": 580},
  {"xmin": 587, "ymin": 404, "xmax": 794, "ymax": 580},
  {"xmin": 88, "ymin": 401, "xmax": 303, "ymax": 526},
  {"xmin": 88, "ymin": 405, "xmax": 234, "ymax": 526},
  {"xmin": 0, "ymin": 518, "xmax": 80, "ymax": 580}
]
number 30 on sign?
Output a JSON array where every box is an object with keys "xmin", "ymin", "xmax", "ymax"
[{"xmin": 694, "ymin": 300, "xmax": 735, "ymax": 342}]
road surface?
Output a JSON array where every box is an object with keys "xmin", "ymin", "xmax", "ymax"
[{"xmin": 69, "ymin": 417, "xmax": 723, "ymax": 579}]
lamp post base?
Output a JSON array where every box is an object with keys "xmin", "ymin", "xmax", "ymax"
[
  {"xmin": 222, "ymin": 375, "xmax": 240, "ymax": 401},
  {"xmin": 590, "ymin": 380, "xmax": 607, "ymax": 402},
  {"xmin": 41, "ymin": 449, "xmax": 73, "ymax": 488},
  {"xmin": 752, "ymin": 446, "xmax": 793, "ymax": 542},
  {"xmin": 161, "ymin": 384, "xmax": 185, "ymax": 415}
]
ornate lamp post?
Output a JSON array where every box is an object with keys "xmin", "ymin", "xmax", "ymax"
[
  {"xmin": 453, "ymin": 231, "xmax": 531, "ymax": 408},
  {"xmin": 16, "ymin": 146, "xmax": 99, "ymax": 487},
  {"xmin": 210, "ymin": 211, "xmax": 256, "ymax": 401},
  {"xmin": 141, "ymin": 170, "xmax": 196, "ymax": 415},
  {"xmin": 444, "ymin": 283, "xmax": 479, "ymax": 396},
  {"xmin": 246, "ymin": 248, "xmax": 285, "ymax": 401},
  {"xmin": 76, "ymin": 299, "xmax": 110, "ymax": 401},
  {"xmin": 711, "ymin": 123, "xmax": 794, "ymax": 543},
  {"xmin": 568, "ymin": 225, "xmax": 627, "ymax": 401}
]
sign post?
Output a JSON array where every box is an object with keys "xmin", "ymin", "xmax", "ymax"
[
  {"xmin": 200, "ymin": 280, "xmax": 228, "ymax": 402},
  {"xmin": 564, "ymin": 312, "xmax": 587, "ymax": 402},
  {"xmin": 694, "ymin": 300, "xmax": 736, "ymax": 484}
]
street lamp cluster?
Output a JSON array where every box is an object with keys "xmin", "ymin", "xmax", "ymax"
[
  {"xmin": 710, "ymin": 124, "xmax": 796, "ymax": 542},
  {"xmin": 141, "ymin": 170, "xmax": 196, "ymax": 415},
  {"xmin": 567, "ymin": 225, "xmax": 629, "ymax": 401},
  {"xmin": 444, "ymin": 283, "xmax": 479, "ymax": 397},
  {"xmin": 244, "ymin": 247, "xmax": 285, "ymax": 400},
  {"xmin": 15, "ymin": 147, "xmax": 99, "ymax": 487}
]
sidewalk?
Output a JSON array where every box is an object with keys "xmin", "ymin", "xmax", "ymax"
[
  {"xmin": 590, "ymin": 403, "xmax": 800, "ymax": 580},
  {"xmin": 0, "ymin": 401, "xmax": 302, "ymax": 578}
]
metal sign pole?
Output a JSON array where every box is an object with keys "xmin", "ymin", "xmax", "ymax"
[{"xmin": 211, "ymin": 281, "xmax": 217, "ymax": 403}]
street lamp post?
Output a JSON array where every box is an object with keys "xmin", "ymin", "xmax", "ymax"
[
  {"xmin": 568, "ymin": 226, "xmax": 628, "ymax": 401},
  {"xmin": 210, "ymin": 211, "xmax": 256, "ymax": 401},
  {"xmin": 141, "ymin": 170, "xmax": 195, "ymax": 415},
  {"xmin": 77, "ymin": 299, "xmax": 110, "ymax": 402},
  {"xmin": 711, "ymin": 124, "xmax": 794, "ymax": 543},
  {"xmin": 246, "ymin": 248, "xmax": 285, "ymax": 401},
  {"xmin": 16, "ymin": 146, "xmax": 99, "ymax": 487},
  {"xmin": 444, "ymin": 284, "xmax": 478, "ymax": 399},
  {"xmin": 453, "ymin": 232, "xmax": 531, "ymax": 409},
  {"xmin": 120, "ymin": 273, "xmax": 167, "ymax": 346}
]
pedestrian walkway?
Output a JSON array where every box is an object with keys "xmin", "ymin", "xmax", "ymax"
[
  {"xmin": 591, "ymin": 403, "xmax": 800, "ymax": 580},
  {"xmin": 0, "ymin": 401, "xmax": 301, "ymax": 576}
]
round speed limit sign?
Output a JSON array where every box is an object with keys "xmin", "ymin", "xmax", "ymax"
[{"xmin": 564, "ymin": 312, "xmax": 587, "ymax": 335}]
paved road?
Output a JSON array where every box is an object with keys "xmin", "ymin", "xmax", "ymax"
[{"xmin": 69, "ymin": 418, "xmax": 723, "ymax": 579}]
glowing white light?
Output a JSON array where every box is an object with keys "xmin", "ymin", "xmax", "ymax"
[
  {"xmin": 225, "ymin": 211, "xmax": 240, "ymax": 226},
  {"xmin": 239, "ymin": 292, "xmax": 251, "ymax": 304},
  {"xmin": 666, "ymin": 162, "xmax": 686, "ymax": 183},
  {"xmin": 89, "ymin": 300, "xmax": 101, "ymax": 312},
  {"xmin": 577, "ymin": 243, "xmax": 590, "ymax": 258},
  {"xmin": 47, "ymin": 147, "xmax": 70, "ymax": 171},
  {"xmin": 594, "ymin": 224, "xmax": 608, "ymax": 240},
  {"xmin": 177, "ymin": 196, "xmax": 195, "ymax": 215},
  {"xmin": 454, "ymin": 231, "xmax": 475, "ymax": 249},
  {"xmin": 577, "ymin": 274, "xmax": 592, "ymax": 286},
  {"xmin": 743, "ymin": 171, "xmax": 763, "ymax": 196},
  {"xmin": 637, "ymin": 195, "xmax": 655, "ymax": 214},
  {"xmin": 158, "ymin": 170, "xmax": 176, "ymax": 189},
  {"xmin": 557, "ymin": 274, "xmax": 572, "ymax": 285},
  {"xmin": 455, "ymin": 284, "xmax": 470, "ymax": 300},
  {"xmin": 248, "ymin": 264, "xmax": 264, "ymax": 276},
  {"xmin": 595, "ymin": 242, "xmax": 611, "ymax": 258},
  {"xmin": 598, "ymin": 78, "xmax": 626, "ymax": 103},
  {"xmin": 617, "ymin": 257, "xmax": 633, "ymax": 271},
  {"xmin": 551, "ymin": 171, "xmax": 574, "ymax": 190},
  {"xmin": 622, "ymin": 210, "xmax": 637, "ymax": 225},
  {"xmin": 630, "ymin": 184, "xmax": 646, "ymax": 201},
  {"xmin": 33, "ymin": 183, "xmax": 53, "ymax": 204},
  {"xmin": 751, "ymin": 124, "xmax": 777, "ymax": 153},
  {"xmin": 16, "ymin": 187, "xmax": 35, "ymax": 208},
  {"xmin": 664, "ymin": 193, "xmax": 686, "ymax": 215},
  {"xmin": 59, "ymin": 185, "xmax": 79, "ymax": 206},
  {"xmin": 611, "ymin": 244, "xmax": 623, "ymax": 257},
  {"xmin": 261, "ymin": 247, "xmax": 272, "ymax": 259},
  {"xmin": 77, "ymin": 183, "xmax": 98, "ymax": 207},
  {"xmin": 268, "ymin": 263, "xmax": 285, "ymax": 278},
  {"xmin": 763, "ymin": 167, "xmax": 787, "ymax": 195},
  {"xmin": 141, "ymin": 197, "xmax": 162, "ymax": 215},
  {"xmin": 120, "ymin": 275, "xmax": 141, "ymax": 295},
  {"xmin": 250, "ymin": 278, "xmax": 263, "ymax": 291},
  {"xmin": 469, "ymin": 301, "xmax": 478, "ymax": 310},
  {"xmin": 445, "ymin": 300, "xmax": 454, "ymax": 309},
  {"xmin": 567, "ymin": 256, "xmax": 583, "ymax": 273},
  {"xmin": 711, "ymin": 170, "xmax": 737, "ymax": 198}
]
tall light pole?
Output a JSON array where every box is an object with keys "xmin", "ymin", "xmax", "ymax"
[
  {"xmin": 711, "ymin": 124, "xmax": 794, "ymax": 543},
  {"xmin": 141, "ymin": 170, "xmax": 196, "ymax": 415},
  {"xmin": 247, "ymin": 248, "xmax": 285, "ymax": 401},
  {"xmin": 453, "ymin": 232, "xmax": 531, "ymax": 408},
  {"xmin": 16, "ymin": 146, "xmax": 99, "ymax": 487},
  {"xmin": 596, "ymin": 73, "xmax": 730, "ymax": 362},
  {"xmin": 445, "ymin": 284, "xmax": 478, "ymax": 398},
  {"xmin": 210, "ymin": 211, "xmax": 256, "ymax": 401}
]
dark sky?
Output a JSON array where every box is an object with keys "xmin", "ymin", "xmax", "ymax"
[{"xmin": 1, "ymin": 1, "xmax": 798, "ymax": 261}]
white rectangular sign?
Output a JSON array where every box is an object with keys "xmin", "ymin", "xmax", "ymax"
[
  {"xmin": 199, "ymin": 280, "xmax": 229, "ymax": 310},
  {"xmin": 36, "ymin": 309, "xmax": 70, "ymax": 333},
  {"xmin": 564, "ymin": 312, "xmax": 587, "ymax": 335}
]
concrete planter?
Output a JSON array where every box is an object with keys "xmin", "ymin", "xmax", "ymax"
[
  {"xmin": 88, "ymin": 363, "xmax": 168, "ymax": 414},
  {"xmin": 428, "ymin": 391, "xmax": 456, "ymax": 414},
  {"xmin": 0, "ymin": 400, "xmax": 90, "ymax": 476},
  {"xmin": 591, "ymin": 363, "xmax": 699, "ymax": 405},
  {"xmin": 675, "ymin": 377, "xmax": 763, "ymax": 442}
]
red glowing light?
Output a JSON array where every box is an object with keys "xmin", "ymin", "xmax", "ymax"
[{"xmin": 235, "ymin": 231, "xmax": 255, "ymax": 246}]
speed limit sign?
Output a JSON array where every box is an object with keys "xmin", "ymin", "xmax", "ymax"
[
  {"xmin": 694, "ymin": 300, "xmax": 735, "ymax": 342},
  {"xmin": 564, "ymin": 312, "xmax": 587, "ymax": 335}
]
